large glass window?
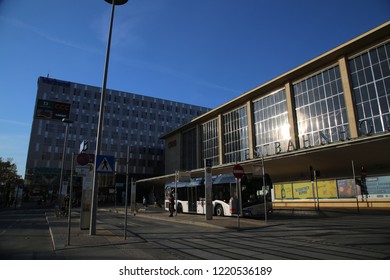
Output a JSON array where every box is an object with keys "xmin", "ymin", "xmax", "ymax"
[
  {"xmin": 201, "ymin": 118, "xmax": 219, "ymax": 166},
  {"xmin": 348, "ymin": 42, "xmax": 390, "ymax": 135},
  {"xmin": 253, "ymin": 89, "xmax": 290, "ymax": 156},
  {"xmin": 293, "ymin": 66, "xmax": 349, "ymax": 148},
  {"xmin": 223, "ymin": 106, "xmax": 249, "ymax": 163}
]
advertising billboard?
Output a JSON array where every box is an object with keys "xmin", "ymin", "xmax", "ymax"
[
  {"xmin": 275, "ymin": 180, "xmax": 337, "ymax": 200},
  {"xmin": 35, "ymin": 99, "xmax": 71, "ymax": 121},
  {"xmin": 274, "ymin": 183, "xmax": 293, "ymax": 200},
  {"xmin": 293, "ymin": 182, "xmax": 314, "ymax": 199},
  {"xmin": 366, "ymin": 176, "xmax": 390, "ymax": 195},
  {"xmin": 337, "ymin": 179, "xmax": 360, "ymax": 198},
  {"xmin": 316, "ymin": 180, "xmax": 338, "ymax": 199}
]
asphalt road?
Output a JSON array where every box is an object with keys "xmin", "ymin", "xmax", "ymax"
[{"xmin": 0, "ymin": 208, "xmax": 61, "ymax": 259}]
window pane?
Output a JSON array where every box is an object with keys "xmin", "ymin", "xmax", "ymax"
[
  {"xmin": 293, "ymin": 65, "xmax": 348, "ymax": 146},
  {"xmin": 348, "ymin": 42, "xmax": 390, "ymax": 135},
  {"xmin": 253, "ymin": 89, "xmax": 289, "ymax": 156}
]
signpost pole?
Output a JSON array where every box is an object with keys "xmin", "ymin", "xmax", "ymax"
[{"xmin": 205, "ymin": 159, "xmax": 213, "ymax": 220}]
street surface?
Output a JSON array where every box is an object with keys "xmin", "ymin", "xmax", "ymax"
[
  {"xmin": 0, "ymin": 207, "xmax": 389, "ymax": 260},
  {"xmin": 0, "ymin": 208, "xmax": 61, "ymax": 259}
]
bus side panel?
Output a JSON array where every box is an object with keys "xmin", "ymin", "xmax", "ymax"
[
  {"xmin": 177, "ymin": 200, "xmax": 191, "ymax": 213},
  {"xmin": 164, "ymin": 199, "xmax": 189, "ymax": 213},
  {"xmin": 243, "ymin": 202, "xmax": 272, "ymax": 217},
  {"xmin": 212, "ymin": 200, "xmax": 232, "ymax": 216},
  {"xmin": 197, "ymin": 200, "xmax": 205, "ymax": 214}
]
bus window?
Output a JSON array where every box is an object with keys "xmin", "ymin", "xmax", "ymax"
[{"xmin": 197, "ymin": 185, "xmax": 205, "ymax": 201}]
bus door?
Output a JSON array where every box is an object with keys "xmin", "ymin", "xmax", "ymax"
[{"xmin": 187, "ymin": 186, "xmax": 197, "ymax": 213}]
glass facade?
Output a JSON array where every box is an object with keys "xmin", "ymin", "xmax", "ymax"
[
  {"xmin": 179, "ymin": 27, "xmax": 389, "ymax": 174},
  {"xmin": 223, "ymin": 106, "xmax": 249, "ymax": 163},
  {"xmin": 27, "ymin": 77, "xmax": 210, "ymax": 183},
  {"xmin": 348, "ymin": 42, "xmax": 390, "ymax": 135},
  {"xmin": 293, "ymin": 66, "xmax": 349, "ymax": 148},
  {"xmin": 253, "ymin": 89, "xmax": 289, "ymax": 156},
  {"xmin": 201, "ymin": 118, "xmax": 219, "ymax": 166}
]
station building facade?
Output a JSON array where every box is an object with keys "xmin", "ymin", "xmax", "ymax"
[
  {"xmin": 25, "ymin": 77, "xmax": 210, "ymax": 201},
  {"xmin": 160, "ymin": 21, "xmax": 390, "ymax": 210}
]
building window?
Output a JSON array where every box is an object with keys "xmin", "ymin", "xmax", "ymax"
[
  {"xmin": 201, "ymin": 118, "xmax": 219, "ymax": 166},
  {"xmin": 253, "ymin": 88, "xmax": 290, "ymax": 156},
  {"xmin": 348, "ymin": 42, "xmax": 390, "ymax": 135},
  {"xmin": 293, "ymin": 65, "xmax": 349, "ymax": 148},
  {"xmin": 223, "ymin": 106, "xmax": 249, "ymax": 163}
]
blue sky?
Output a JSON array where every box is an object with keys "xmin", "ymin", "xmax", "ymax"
[{"xmin": 0, "ymin": 0, "xmax": 389, "ymax": 178}]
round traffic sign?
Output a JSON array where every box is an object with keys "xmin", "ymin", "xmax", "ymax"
[
  {"xmin": 77, "ymin": 153, "xmax": 90, "ymax": 166},
  {"xmin": 233, "ymin": 164, "xmax": 244, "ymax": 179}
]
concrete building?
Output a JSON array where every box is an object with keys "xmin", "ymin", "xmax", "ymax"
[
  {"xmin": 157, "ymin": 21, "xmax": 390, "ymax": 210},
  {"xmin": 25, "ymin": 77, "xmax": 210, "ymax": 200}
]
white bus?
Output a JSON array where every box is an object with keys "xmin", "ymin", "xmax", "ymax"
[{"xmin": 164, "ymin": 173, "xmax": 272, "ymax": 217}]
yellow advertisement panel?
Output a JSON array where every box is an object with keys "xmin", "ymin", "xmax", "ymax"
[
  {"xmin": 293, "ymin": 181, "xmax": 314, "ymax": 199},
  {"xmin": 316, "ymin": 180, "xmax": 338, "ymax": 198},
  {"xmin": 274, "ymin": 183, "xmax": 293, "ymax": 200},
  {"xmin": 275, "ymin": 180, "xmax": 343, "ymax": 200}
]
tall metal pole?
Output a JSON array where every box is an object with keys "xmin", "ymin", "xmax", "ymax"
[
  {"xmin": 236, "ymin": 178, "xmax": 241, "ymax": 230},
  {"xmin": 175, "ymin": 171, "xmax": 178, "ymax": 216},
  {"xmin": 352, "ymin": 160, "xmax": 360, "ymax": 213},
  {"xmin": 124, "ymin": 145, "xmax": 129, "ymax": 240},
  {"xmin": 114, "ymin": 158, "xmax": 118, "ymax": 212},
  {"xmin": 310, "ymin": 166, "xmax": 316, "ymax": 210},
  {"xmin": 315, "ymin": 170, "xmax": 320, "ymax": 211},
  {"xmin": 59, "ymin": 122, "xmax": 69, "ymax": 204},
  {"xmin": 90, "ymin": 0, "xmax": 117, "ymax": 235},
  {"xmin": 59, "ymin": 119, "xmax": 72, "ymax": 206},
  {"xmin": 67, "ymin": 153, "xmax": 75, "ymax": 246},
  {"xmin": 262, "ymin": 155, "xmax": 267, "ymax": 224}
]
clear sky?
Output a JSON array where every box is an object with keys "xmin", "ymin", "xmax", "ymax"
[{"xmin": 0, "ymin": 0, "xmax": 389, "ymax": 178}]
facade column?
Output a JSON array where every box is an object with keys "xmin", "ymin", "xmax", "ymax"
[
  {"xmin": 246, "ymin": 100, "xmax": 255, "ymax": 160},
  {"xmin": 339, "ymin": 56, "xmax": 359, "ymax": 138},
  {"xmin": 285, "ymin": 82, "xmax": 299, "ymax": 149},
  {"xmin": 218, "ymin": 114, "xmax": 224, "ymax": 165},
  {"xmin": 196, "ymin": 124, "xmax": 202, "ymax": 169}
]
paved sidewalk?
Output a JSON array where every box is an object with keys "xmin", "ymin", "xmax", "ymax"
[
  {"xmin": 45, "ymin": 205, "xmax": 344, "ymax": 252},
  {"xmin": 45, "ymin": 206, "xmax": 390, "ymax": 259},
  {"xmin": 134, "ymin": 207, "xmax": 270, "ymax": 229},
  {"xmin": 45, "ymin": 207, "xmax": 269, "ymax": 259}
]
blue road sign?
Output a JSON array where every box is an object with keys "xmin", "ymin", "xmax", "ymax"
[{"xmin": 96, "ymin": 155, "xmax": 115, "ymax": 174}]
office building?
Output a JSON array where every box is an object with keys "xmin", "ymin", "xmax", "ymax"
[{"xmin": 25, "ymin": 77, "xmax": 210, "ymax": 199}]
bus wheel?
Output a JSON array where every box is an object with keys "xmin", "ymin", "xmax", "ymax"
[{"xmin": 215, "ymin": 204, "xmax": 224, "ymax": 216}]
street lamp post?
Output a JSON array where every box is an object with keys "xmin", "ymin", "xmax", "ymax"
[
  {"xmin": 59, "ymin": 118, "xmax": 73, "ymax": 206},
  {"xmin": 90, "ymin": 0, "xmax": 128, "ymax": 235}
]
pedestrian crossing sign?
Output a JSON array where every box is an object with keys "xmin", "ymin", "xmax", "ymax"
[{"xmin": 96, "ymin": 155, "xmax": 115, "ymax": 174}]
